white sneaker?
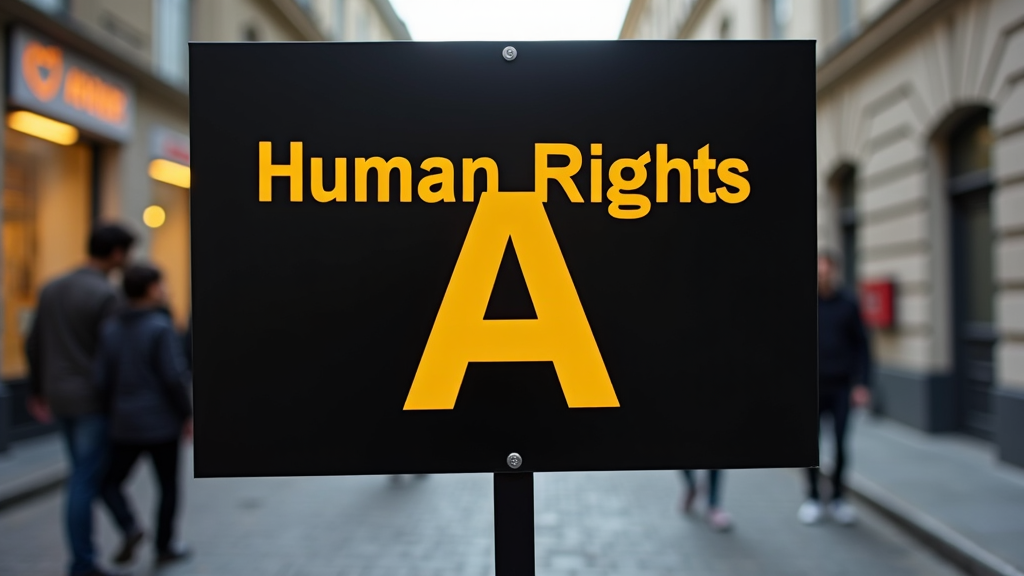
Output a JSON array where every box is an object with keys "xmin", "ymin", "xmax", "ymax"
[
  {"xmin": 828, "ymin": 498, "xmax": 857, "ymax": 525},
  {"xmin": 798, "ymin": 499, "xmax": 824, "ymax": 525}
]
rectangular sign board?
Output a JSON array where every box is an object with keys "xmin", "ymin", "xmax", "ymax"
[{"xmin": 190, "ymin": 41, "xmax": 818, "ymax": 477}]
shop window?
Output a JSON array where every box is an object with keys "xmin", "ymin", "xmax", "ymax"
[
  {"xmin": 3, "ymin": 153, "xmax": 38, "ymax": 379},
  {"xmin": 149, "ymin": 182, "xmax": 191, "ymax": 331},
  {"xmin": 2, "ymin": 129, "xmax": 92, "ymax": 380}
]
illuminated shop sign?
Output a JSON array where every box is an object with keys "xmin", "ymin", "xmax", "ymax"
[
  {"xmin": 149, "ymin": 126, "xmax": 190, "ymax": 188},
  {"xmin": 8, "ymin": 26, "xmax": 135, "ymax": 143}
]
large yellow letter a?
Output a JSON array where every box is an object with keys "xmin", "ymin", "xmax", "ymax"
[{"xmin": 404, "ymin": 191, "xmax": 619, "ymax": 410}]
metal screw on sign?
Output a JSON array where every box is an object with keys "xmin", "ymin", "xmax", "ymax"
[
  {"xmin": 507, "ymin": 452, "xmax": 522, "ymax": 469},
  {"xmin": 502, "ymin": 46, "xmax": 517, "ymax": 61}
]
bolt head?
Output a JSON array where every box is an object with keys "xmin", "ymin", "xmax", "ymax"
[
  {"xmin": 502, "ymin": 46, "xmax": 517, "ymax": 61},
  {"xmin": 507, "ymin": 452, "xmax": 522, "ymax": 469}
]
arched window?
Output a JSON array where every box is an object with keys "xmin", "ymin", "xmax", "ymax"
[
  {"xmin": 834, "ymin": 166, "xmax": 857, "ymax": 286},
  {"xmin": 719, "ymin": 16, "xmax": 731, "ymax": 39},
  {"xmin": 949, "ymin": 110, "xmax": 994, "ymax": 437},
  {"xmin": 243, "ymin": 25, "xmax": 260, "ymax": 42}
]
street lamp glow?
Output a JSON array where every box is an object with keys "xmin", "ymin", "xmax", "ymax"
[
  {"xmin": 143, "ymin": 205, "xmax": 166, "ymax": 228},
  {"xmin": 148, "ymin": 158, "xmax": 191, "ymax": 188},
  {"xmin": 6, "ymin": 110, "xmax": 79, "ymax": 145}
]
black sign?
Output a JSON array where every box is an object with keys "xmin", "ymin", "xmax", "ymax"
[{"xmin": 190, "ymin": 41, "xmax": 818, "ymax": 477}]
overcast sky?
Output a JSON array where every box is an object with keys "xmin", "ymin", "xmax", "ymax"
[{"xmin": 389, "ymin": 0, "xmax": 632, "ymax": 41}]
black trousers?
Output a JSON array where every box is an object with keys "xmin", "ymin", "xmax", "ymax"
[
  {"xmin": 807, "ymin": 383, "xmax": 851, "ymax": 500},
  {"xmin": 102, "ymin": 440, "xmax": 180, "ymax": 552}
]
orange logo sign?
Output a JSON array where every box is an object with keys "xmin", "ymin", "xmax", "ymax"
[
  {"xmin": 63, "ymin": 67, "xmax": 128, "ymax": 124},
  {"xmin": 22, "ymin": 40, "xmax": 63, "ymax": 102}
]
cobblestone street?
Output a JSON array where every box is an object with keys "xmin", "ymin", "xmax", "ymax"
[{"xmin": 0, "ymin": 448, "xmax": 961, "ymax": 576}]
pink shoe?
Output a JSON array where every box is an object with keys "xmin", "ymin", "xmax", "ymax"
[{"xmin": 707, "ymin": 508, "xmax": 733, "ymax": 532}]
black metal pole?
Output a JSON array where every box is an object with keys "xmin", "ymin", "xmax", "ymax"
[{"xmin": 493, "ymin": 472, "xmax": 535, "ymax": 576}]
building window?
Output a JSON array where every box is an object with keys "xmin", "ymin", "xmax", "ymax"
[
  {"xmin": 836, "ymin": 168, "xmax": 857, "ymax": 286},
  {"xmin": 949, "ymin": 110, "xmax": 995, "ymax": 438},
  {"xmin": 355, "ymin": 1, "xmax": 372, "ymax": 41},
  {"xmin": 154, "ymin": 0, "xmax": 191, "ymax": 85},
  {"xmin": 334, "ymin": 0, "xmax": 348, "ymax": 40},
  {"xmin": 766, "ymin": 0, "xmax": 791, "ymax": 39},
  {"xmin": 21, "ymin": 0, "xmax": 68, "ymax": 15},
  {"xmin": 838, "ymin": 0, "xmax": 858, "ymax": 40},
  {"xmin": 719, "ymin": 16, "xmax": 731, "ymax": 39}
]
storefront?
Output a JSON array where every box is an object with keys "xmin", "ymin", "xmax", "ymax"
[
  {"xmin": 147, "ymin": 126, "xmax": 191, "ymax": 330},
  {"xmin": 2, "ymin": 26, "xmax": 135, "ymax": 438}
]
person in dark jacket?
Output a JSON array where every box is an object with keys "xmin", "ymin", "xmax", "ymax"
[
  {"xmin": 26, "ymin": 224, "xmax": 135, "ymax": 576},
  {"xmin": 799, "ymin": 252, "xmax": 872, "ymax": 526},
  {"xmin": 182, "ymin": 315, "xmax": 193, "ymax": 371},
  {"xmin": 96, "ymin": 264, "xmax": 193, "ymax": 566}
]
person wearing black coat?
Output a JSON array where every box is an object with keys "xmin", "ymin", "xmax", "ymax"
[
  {"xmin": 798, "ymin": 252, "xmax": 872, "ymax": 526},
  {"xmin": 96, "ymin": 264, "xmax": 192, "ymax": 566}
]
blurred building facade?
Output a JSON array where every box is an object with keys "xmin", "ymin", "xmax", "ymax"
[
  {"xmin": 0, "ymin": 0, "xmax": 409, "ymax": 444},
  {"xmin": 622, "ymin": 0, "xmax": 1024, "ymax": 467}
]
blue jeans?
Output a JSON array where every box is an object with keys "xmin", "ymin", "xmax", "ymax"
[
  {"xmin": 681, "ymin": 470, "xmax": 723, "ymax": 508},
  {"xmin": 58, "ymin": 414, "xmax": 110, "ymax": 576}
]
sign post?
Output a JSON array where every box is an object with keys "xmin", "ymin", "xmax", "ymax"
[
  {"xmin": 189, "ymin": 40, "xmax": 817, "ymax": 573},
  {"xmin": 494, "ymin": 472, "xmax": 535, "ymax": 575}
]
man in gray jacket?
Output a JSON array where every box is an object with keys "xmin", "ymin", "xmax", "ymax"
[{"xmin": 26, "ymin": 224, "xmax": 135, "ymax": 576}]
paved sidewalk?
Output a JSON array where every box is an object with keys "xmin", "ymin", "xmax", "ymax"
[
  {"xmin": 0, "ymin": 433, "xmax": 66, "ymax": 512},
  {"xmin": 1, "ymin": 412, "xmax": 1022, "ymax": 574},
  {"xmin": 0, "ymin": 458, "xmax": 962, "ymax": 576},
  {"xmin": 839, "ymin": 412, "xmax": 1024, "ymax": 576}
]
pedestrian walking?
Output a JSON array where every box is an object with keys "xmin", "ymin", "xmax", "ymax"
[
  {"xmin": 97, "ymin": 264, "xmax": 193, "ymax": 566},
  {"xmin": 680, "ymin": 470, "xmax": 732, "ymax": 531},
  {"xmin": 182, "ymin": 314, "xmax": 193, "ymax": 371},
  {"xmin": 799, "ymin": 252, "xmax": 872, "ymax": 526},
  {"xmin": 25, "ymin": 224, "xmax": 135, "ymax": 576}
]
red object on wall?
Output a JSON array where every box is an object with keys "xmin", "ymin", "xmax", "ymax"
[{"xmin": 860, "ymin": 280, "xmax": 895, "ymax": 329}]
